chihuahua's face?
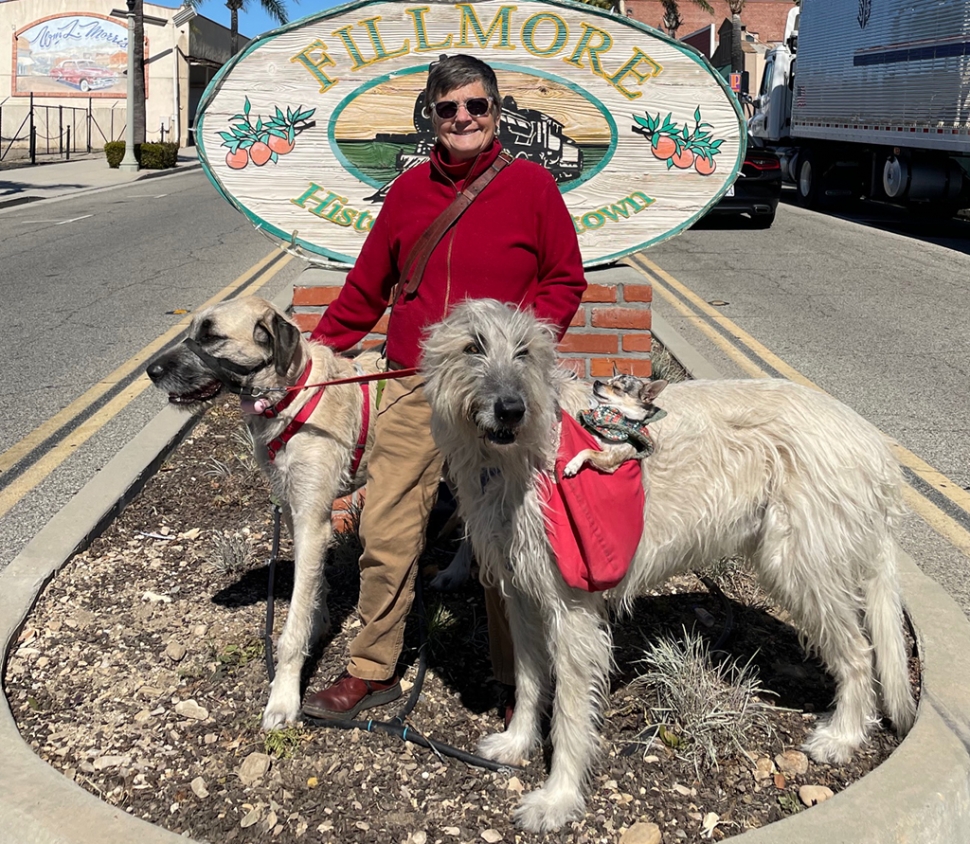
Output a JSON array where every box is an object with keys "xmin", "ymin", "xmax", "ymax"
[{"xmin": 591, "ymin": 374, "xmax": 668, "ymax": 422}]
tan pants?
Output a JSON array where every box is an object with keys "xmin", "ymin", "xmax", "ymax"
[{"xmin": 348, "ymin": 374, "xmax": 515, "ymax": 685}]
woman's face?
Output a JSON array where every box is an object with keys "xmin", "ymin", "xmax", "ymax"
[{"xmin": 431, "ymin": 80, "xmax": 500, "ymax": 163}]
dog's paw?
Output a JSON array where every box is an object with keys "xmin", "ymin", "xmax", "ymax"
[
  {"xmin": 514, "ymin": 787, "xmax": 585, "ymax": 832},
  {"xmin": 802, "ymin": 720, "xmax": 864, "ymax": 765},
  {"xmin": 562, "ymin": 457, "xmax": 584, "ymax": 478},
  {"xmin": 430, "ymin": 567, "xmax": 465, "ymax": 592},
  {"xmin": 261, "ymin": 685, "xmax": 301, "ymax": 731},
  {"xmin": 477, "ymin": 731, "xmax": 535, "ymax": 766},
  {"xmin": 261, "ymin": 705, "xmax": 298, "ymax": 731},
  {"xmin": 430, "ymin": 542, "xmax": 472, "ymax": 591}
]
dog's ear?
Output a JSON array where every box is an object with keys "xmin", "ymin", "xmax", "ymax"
[
  {"xmin": 641, "ymin": 379, "xmax": 668, "ymax": 403},
  {"xmin": 271, "ymin": 313, "xmax": 302, "ymax": 377},
  {"xmin": 254, "ymin": 312, "xmax": 302, "ymax": 377}
]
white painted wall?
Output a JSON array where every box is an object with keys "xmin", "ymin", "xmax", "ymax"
[{"xmin": 0, "ymin": 0, "xmax": 228, "ymax": 151}]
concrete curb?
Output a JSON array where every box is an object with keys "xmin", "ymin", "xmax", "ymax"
[
  {"xmin": 2, "ymin": 288, "xmax": 969, "ymax": 842},
  {"xmin": 0, "ymin": 401, "xmax": 199, "ymax": 844}
]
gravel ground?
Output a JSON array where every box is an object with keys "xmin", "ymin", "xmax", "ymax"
[{"xmin": 5, "ymin": 397, "xmax": 919, "ymax": 844}]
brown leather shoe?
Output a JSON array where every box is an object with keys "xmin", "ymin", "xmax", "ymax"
[{"xmin": 303, "ymin": 671, "xmax": 402, "ymax": 721}]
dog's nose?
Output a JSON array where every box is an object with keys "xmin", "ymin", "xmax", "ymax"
[
  {"xmin": 494, "ymin": 395, "xmax": 526, "ymax": 426},
  {"xmin": 146, "ymin": 361, "xmax": 166, "ymax": 383}
]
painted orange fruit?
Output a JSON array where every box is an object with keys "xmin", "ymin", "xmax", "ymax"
[
  {"xmin": 672, "ymin": 148, "xmax": 695, "ymax": 169},
  {"xmin": 694, "ymin": 154, "xmax": 717, "ymax": 175},
  {"xmin": 651, "ymin": 135, "xmax": 677, "ymax": 161},
  {"xmin": 267, "ymin": 135, "xmax": 294, "ymax": 155},
  {"xmin": 250, "ymin": 141, "xmax": 272, "ymax": 166},
  {"xmin": 225, "ymin": 148, "xmax": 249, "ymax": 170}
]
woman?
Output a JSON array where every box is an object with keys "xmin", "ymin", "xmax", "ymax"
[{"xmin": 303, "ymin": 54, "xmax": 586, "ymax": 721}]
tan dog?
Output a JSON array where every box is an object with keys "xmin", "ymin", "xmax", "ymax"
[{"xmin": 147, "ymin": 296, "xmax": 381, "ymax": 729}]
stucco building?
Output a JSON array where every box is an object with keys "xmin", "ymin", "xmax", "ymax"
[{"xmin": 0, "ymin": 0, "xmax": 236, "ymax": 157}]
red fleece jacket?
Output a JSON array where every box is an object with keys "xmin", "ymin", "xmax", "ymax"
[{"xmin": 310, "ymin": 142, "xmax": 587, "ymax": 366}]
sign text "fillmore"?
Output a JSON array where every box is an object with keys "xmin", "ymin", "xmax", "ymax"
[{"xmin": 291, "ymin": 4, "xmax": 664, "ymax": 100}]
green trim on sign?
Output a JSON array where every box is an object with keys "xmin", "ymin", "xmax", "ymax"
[{"xmin": 327, "ymin": 65, "xmax": 429, "ymax": 189}]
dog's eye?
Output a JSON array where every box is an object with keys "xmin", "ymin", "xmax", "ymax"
[
  {"xmin": 515, "ymin": 346, "xmax": 530, "ymax": 359},
  {"xmin": 464, "ymin": 342, "xmax": 481, "ymax": 355}
]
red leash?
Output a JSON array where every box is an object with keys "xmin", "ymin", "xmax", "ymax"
[
  {"xmin": 255, "ymin": 366, "xmax": 419, "ymax": 399},
  {"xmin": 260, "ymin": 365, "xmax": 418, "ymax": 467}
]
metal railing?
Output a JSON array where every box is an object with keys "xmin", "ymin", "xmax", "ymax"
[{"xmin": 0, "ymin": 94, "xmax": 125, "ymax": 165}]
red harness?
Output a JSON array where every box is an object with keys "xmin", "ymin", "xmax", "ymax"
[{"xmin": 261, "ymin": 360, "xmax": 379, "ymax": 476}]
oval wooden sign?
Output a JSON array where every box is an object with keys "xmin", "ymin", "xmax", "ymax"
[{"xmin": 196, "ymin": 0, "xmax": 746, "ymax": 267}]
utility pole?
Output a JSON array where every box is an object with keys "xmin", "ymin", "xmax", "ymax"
[{"xmin": 119, "ymin": 0, "xmax": 140, "ymax": 171}]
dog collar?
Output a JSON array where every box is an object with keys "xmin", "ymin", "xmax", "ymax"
[{"xmin": 258, "ymin": 359, "xmax": 312, "ymax": 419}]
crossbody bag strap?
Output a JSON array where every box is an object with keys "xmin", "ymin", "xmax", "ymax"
[{"xmin": 397, "ymin": 148, "xmax": 515, "ymax": 299}]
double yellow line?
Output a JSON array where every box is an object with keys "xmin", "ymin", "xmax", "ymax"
[
  {"xmin": 627, "ymin": 252, "xmax": 970, "ymax": 559},
  {"xmin": 0, "ymin": 249, "xmax": 293, "ymax": 521}
]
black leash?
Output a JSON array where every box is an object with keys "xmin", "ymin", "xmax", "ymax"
[
  {"xmin": 262, "ymin": 503, "xmax": 520, "ymax": 772},
  {"xmin": 264, "ymin": 500, "xmax": 282, "ymax": 683}
]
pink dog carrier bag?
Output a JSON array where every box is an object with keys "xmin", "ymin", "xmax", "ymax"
[{"xmin": 538, "ymin": 412, "xmax": 646, "ymax": 592}]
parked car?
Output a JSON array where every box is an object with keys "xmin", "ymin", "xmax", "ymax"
[
  {"xmin": 708, "ymin": 136, "xmax": 783, "ymax": 227},
  {"xmin": 49, "ymin": 60, "xmax": 116, "ymax": 93}
]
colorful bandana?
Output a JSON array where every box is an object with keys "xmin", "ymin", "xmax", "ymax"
[{"xmin": 577, "ymin": 405, "xmax": 665, "ymax": 459}]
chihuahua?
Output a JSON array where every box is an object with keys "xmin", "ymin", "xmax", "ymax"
[{"xmin": 563, "ymin": 374, "xmax": 668, "ymax": 477}]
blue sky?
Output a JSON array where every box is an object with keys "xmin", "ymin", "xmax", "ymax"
[{"xmin": 189, "ymin": 1, "xmax": 343, "ymax": 41}]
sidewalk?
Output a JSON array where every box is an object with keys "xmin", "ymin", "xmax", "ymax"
[
  {"xmin": 0, "ymin": 147, "xmax": 202, "ymax": 209},
  {"xmin": 1, "ymin": 175, "xmax": 970, "ymax": 841}
]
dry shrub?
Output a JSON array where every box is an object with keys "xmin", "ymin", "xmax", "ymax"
[
  {"xmin": 210, "ymin": 531, "xmax": 251, "ymax": 575},
  {"xmin": 634, "ymin": 628, "xmax": 774, "ymax": 775}
]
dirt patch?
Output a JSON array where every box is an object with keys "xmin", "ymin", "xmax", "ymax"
[{"xmin": 5, "ymin": 400, "xmax": 919, "ymax": 844}]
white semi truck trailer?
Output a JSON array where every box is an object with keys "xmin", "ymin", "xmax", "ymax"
[{"xmin": 749, "ymin": 0, "xmax": 970, "ymax": 213}]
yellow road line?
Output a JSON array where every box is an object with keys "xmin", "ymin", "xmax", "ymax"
[
  {"xmin": 0, "ymin": 379, "xmax": 153, "ymax": 521},
  {"xmin": 627, "ymin": 252, "xmax": 970, "ymax": 535},
  {"xmin": 625, "ymin": 256, "xmax": 767, "ymax": 379},
  {"xmin": 0, "ymin": 250, "xmax": 292, "ymax": 519},
  {"xmin": 632, "ymin": 254, "xmax": 818, "ymax": 388},
  {"xmin": 0, "ymin": 249, "xmax": 287, "ymax": 476},
  {"xmin": 903, "ymin": 486, "xmax": 970, "ymax": 559}
]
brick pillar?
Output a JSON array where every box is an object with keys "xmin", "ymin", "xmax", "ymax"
[
  {"xmin": 559, "ymin": 264, "xmax": 652, "ymax": 379},
  {"xmin": 291, "ymin": 263, "xmax": 652, "ymax": 378}
]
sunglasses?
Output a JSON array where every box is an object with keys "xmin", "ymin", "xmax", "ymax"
[{"xmin": 430, "ymin": 97, "xmax": 492, "ymax": 119}]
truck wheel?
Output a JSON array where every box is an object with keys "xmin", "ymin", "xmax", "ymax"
[{"xmin": 796, "ymin": 148, "xmax": 821, "ymax": 208}]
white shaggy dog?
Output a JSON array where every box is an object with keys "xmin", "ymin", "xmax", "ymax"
[{"xmin": 421, "ymin": 299, "xmax": 916, "ymax": 833}]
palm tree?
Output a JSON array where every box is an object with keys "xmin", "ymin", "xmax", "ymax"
[
  {"xmin": 132, "ymin": 0, "xmax": 146, "ymax": 143},
  {"xmin": 727, "ymin": 0, "xmax": 746, "ymax": 73},
  {"xmin": 659, "ymin": 0, "xmax": 714, "ymax": 38},
  {"xmin": 186, "ymin": 0, "xmax": 290, "ymax": 56}
]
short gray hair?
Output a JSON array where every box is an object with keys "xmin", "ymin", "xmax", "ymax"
[{"xmin": 425, "ymin": 54, "xmax": 501, "ymax": 116}]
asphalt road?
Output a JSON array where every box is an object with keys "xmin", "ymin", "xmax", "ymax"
[
  {"xmin": 0, "ymin": 170, "xmax": 306, "ymax": 572},
  {"xmin": 642, "ymin": 191, "xmax": 970, "ymax": 613}
]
